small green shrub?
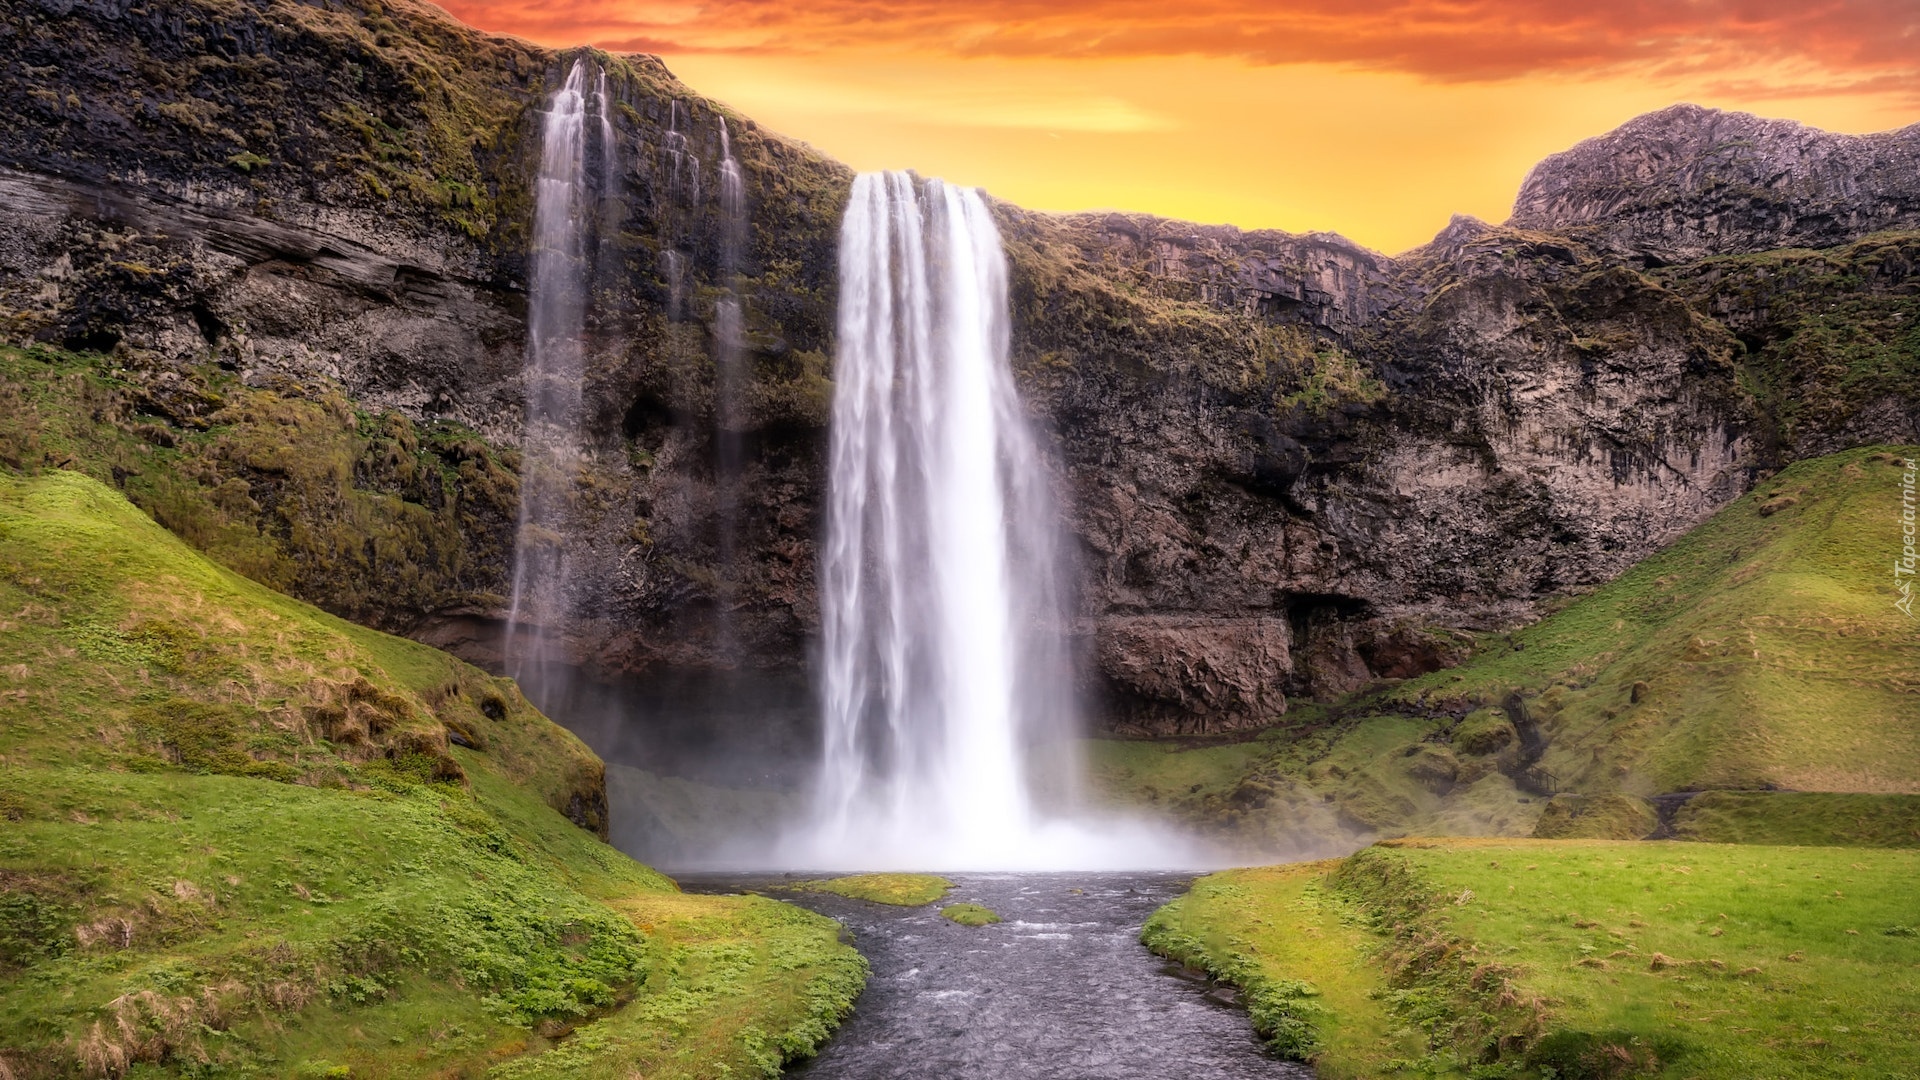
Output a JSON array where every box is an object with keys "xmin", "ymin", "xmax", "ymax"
[{"xmin": 939, "ymin": 903, "xmax": 1001, "ymax": 927}]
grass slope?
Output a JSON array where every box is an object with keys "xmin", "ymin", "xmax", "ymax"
[
  {"xmin": 1094, "ymin": 446, "xmax": 1920, "ymax": 848},
  {"xmin": 1150, "ymin": 839, "xmax": 1920, "ymax": 1078},
  {"xmin": 0, "ymin": 470, "xmax": 863, "ymax": 1078}
]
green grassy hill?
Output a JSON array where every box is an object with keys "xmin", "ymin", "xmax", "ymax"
[
  {"xmin": 1092, "ymin": 446, "xmax": 1920, "ymax": 848},
  {"xmin": 0, "ymin": 469, "xmax": 863, "ymax": 1077},
  {"xmin": 1147, "ymin": 838, "xmax": 1920, "ymax": 1079}
]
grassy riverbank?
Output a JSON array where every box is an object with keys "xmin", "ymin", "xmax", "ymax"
[
  {"xmin": 1147, "ymin": 838, "xmax": 1920, "ymax": 1078},
  {"xmin": 0, "ymin": 470, "xmax": 864, "ymax": 1077}
]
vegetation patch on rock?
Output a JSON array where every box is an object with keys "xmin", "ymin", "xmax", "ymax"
[
  {"xmin": 801, "ymin": 874, "xmax": 953, "ymax": 907},
  {"xmin": 1532, "ymin": 794, "xmax": 1661, "ymax": 840},
  {"xmin": 0, "ymin": 343, "xmax": 519, "ymax": 633}
]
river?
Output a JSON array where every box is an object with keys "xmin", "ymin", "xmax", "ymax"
[{"xmin": 682, "ymin": 872, "xmax": 1314, "ymax": 1080}]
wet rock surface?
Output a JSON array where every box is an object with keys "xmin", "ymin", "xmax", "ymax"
[{"xmin": 684, "ymin": 873, "xmax": 1312, "ymax": 1080}]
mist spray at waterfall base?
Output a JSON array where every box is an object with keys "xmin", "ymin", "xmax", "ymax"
[{"xmin": 773, "ymin": 172, "xmax": 1192, "ymax": 871}]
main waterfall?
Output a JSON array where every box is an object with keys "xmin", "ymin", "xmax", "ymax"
[{"xmin": 805, "ymin": 172, "xmax": 1140, "ymax": 869}]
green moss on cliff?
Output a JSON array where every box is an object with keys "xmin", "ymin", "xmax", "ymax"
[
  {"xmin": 0, "ymin": 470, "xmax": 863, "ymax": 1077},
  {"xmin": 0, "ymin": 343, "xmax": 517, "ymax": 631},
  {"xmin": 1389, "ymin": 445, "xmax": 1920, "ymax": 797},
  {"xmin": 1661, "ymin": 232, "xmax": 1920, "ymax": 450}
]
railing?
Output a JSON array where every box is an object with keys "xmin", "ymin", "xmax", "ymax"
[{"xmin": 1517, "ymin": 765, "xmax": 1560, "ymax": 796}]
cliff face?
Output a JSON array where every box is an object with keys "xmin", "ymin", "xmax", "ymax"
[
  {"xmin": 1510, "ymin": 103, "xmax": 1920, "ymax": 264},
  {"xmin": 2, "ymin": 0, "xmax": 1915, "ymax": 737}
]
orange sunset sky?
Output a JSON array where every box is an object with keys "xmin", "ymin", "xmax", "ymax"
[{"xmin": 435, "ymin": 0, "xmax": 1920, "ymax": 254}]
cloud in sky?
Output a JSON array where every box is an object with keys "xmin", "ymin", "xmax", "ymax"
[
  {"xmin": 440, "ymin": 0, "xmax": 1920, "ymax": 95},
  {"xmin": 432, "ymin": 0, "xmax": 1920, "ymax": 252}
]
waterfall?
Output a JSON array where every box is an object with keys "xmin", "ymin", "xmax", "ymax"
[
  {"xmin": 718, "ymin": 119, "xmax": 745, "ymax": 272},
  {"xmin": 661, "ymin": 101, "xmax": 701, "ymax": 207},
  {"xmin": 713, "ymin": 117, "xmax": 748, "ymax": 462},
  {"xmin": 505, "ymin": 58, "xmax": 614, "ymax": 669},
  {"xmin": 656, "ymin": 101, "xmax": 701, "ymax": 319},
  {"xmin": 805, "ymin": 172, "xmax": 1095, "ymax": 869},
  {"xmin": 594, "ymin": 69, "xmax": 615, "ymax": 175},
  {"xmin": 710, "ymin": 117, "xmax": 751, "ymax": 642}
]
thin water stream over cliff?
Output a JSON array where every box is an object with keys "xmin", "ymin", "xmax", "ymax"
[{"xmin": 685, "ymin": 873, "xmax": 1313, "ymax": 1079}]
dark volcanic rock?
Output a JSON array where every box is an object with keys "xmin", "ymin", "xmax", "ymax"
[{"xmin": 1510, "ymin": 104, "xmax": 1920, "ymax": 264}]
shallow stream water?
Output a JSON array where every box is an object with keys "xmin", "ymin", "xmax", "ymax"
[{"xmin": 682, "ymin": 872, "xmax": 1314, "ymax": 1080}]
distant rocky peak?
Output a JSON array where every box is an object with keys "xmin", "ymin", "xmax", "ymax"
[{"xmin": 1507, "ymin": 103, "xmax": 1920, "ymax": 264}]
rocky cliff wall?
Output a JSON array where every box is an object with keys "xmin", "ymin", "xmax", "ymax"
[
  {"xmin": 2, "ymin": 0, "xmax": 1915, "ymax": 737},
  {"xmin": 1510, "ymin": 103, "xmax": 1920, "ymax": 264}
]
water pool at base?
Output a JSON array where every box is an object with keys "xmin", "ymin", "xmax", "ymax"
[{"xmin": 682, "ymin": 872, "xmax": 1315, "ymax": 1080}]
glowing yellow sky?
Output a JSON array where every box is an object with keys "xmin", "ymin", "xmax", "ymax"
[{"xmin": 438, "ymin": 1, "xmax": 1920, "ymax": 254}]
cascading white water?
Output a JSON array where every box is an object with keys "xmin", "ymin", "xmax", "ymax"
[
  {"xmin": 505, "ymin": 59, "xmax": 614, "ymax": 669},
  {"xmin": 803, "ymin": 171, "xmax": 1146, "ymax": 870},
  {"xmin": 594, "ymin": 70, "xmax": 615, "ymax": 174},
  {"xmin": 717, "ymin": 119, "xmax": 745, "ymax": 270},
  {"xmin": 713, "ymin": 117, "xmax": 748, "ymax": 435},
  {"xmin": 710, "ymin": 117, "xmax": 752, "ymax": 633}
]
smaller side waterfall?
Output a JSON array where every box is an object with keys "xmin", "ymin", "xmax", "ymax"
[
  {"xmin": 594, "ymin": 69, "xmax": 615, "ymax": 174},
  {"xmin": 718, "ymin": 119, "xmax": 745, "ymax": 272},
  {"xmin": 656, "ymin": 100, "xmax": 701, "ymax": 319},
  {"xmin": 713, "ymin": 117, "xmax": 749, "ymax": 449},
  {"xmin": 710, "ymin": 117, "xmax": 752, "ymax": 641},
  {"xmin": 505, "ymin": 58, "xmax": 619, "ymax": 670}
]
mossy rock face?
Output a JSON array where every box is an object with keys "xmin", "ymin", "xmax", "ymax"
[
  {"xmin": 940, "ymin": 903, "xmax": 1002, "ymax": 927},
  {"xmin": 0, "ymin": 345, "xmax": 519, "ymax": 635},
  {"xmin": 1453, "ymin": 708, "xmax": 1518, "ymax": 756},
  {"xmin": 1400, "ymin": 743, "xmax": 1461, "ymax": 793},
  {"xmin": 806, "ymin": 873, "xmax": 953, "ymax": 907},
  {"xmin": 1531, "ymin": 794, "xmax": 1660, "ymax": 840}
]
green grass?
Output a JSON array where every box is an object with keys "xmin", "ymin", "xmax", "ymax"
[
  {"xmin": 1154, "ymin": 839, "xmax": 1920, "ymax": 1078},
  {"xmin": 1670, "ymin": 792, "xmax": 1920, "ymax": 848},
  {"xmin": 939, "ymin": 904, "xmax": 1002, "ymax": 927},
  {"xmin": 799, "ymin": 874, "xmax": 953, "ymax": 907},
  {"xmin": 0, "ymin": 470, "xmax": 863, "ymax": 1077},
  {"xmin": 1096, "ymin": 447, "xmax": 1920, "ymax": 848},
  {"xmin": 1143, "ymin": 863, "xmax": 1425, "ymax": 1078}
]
